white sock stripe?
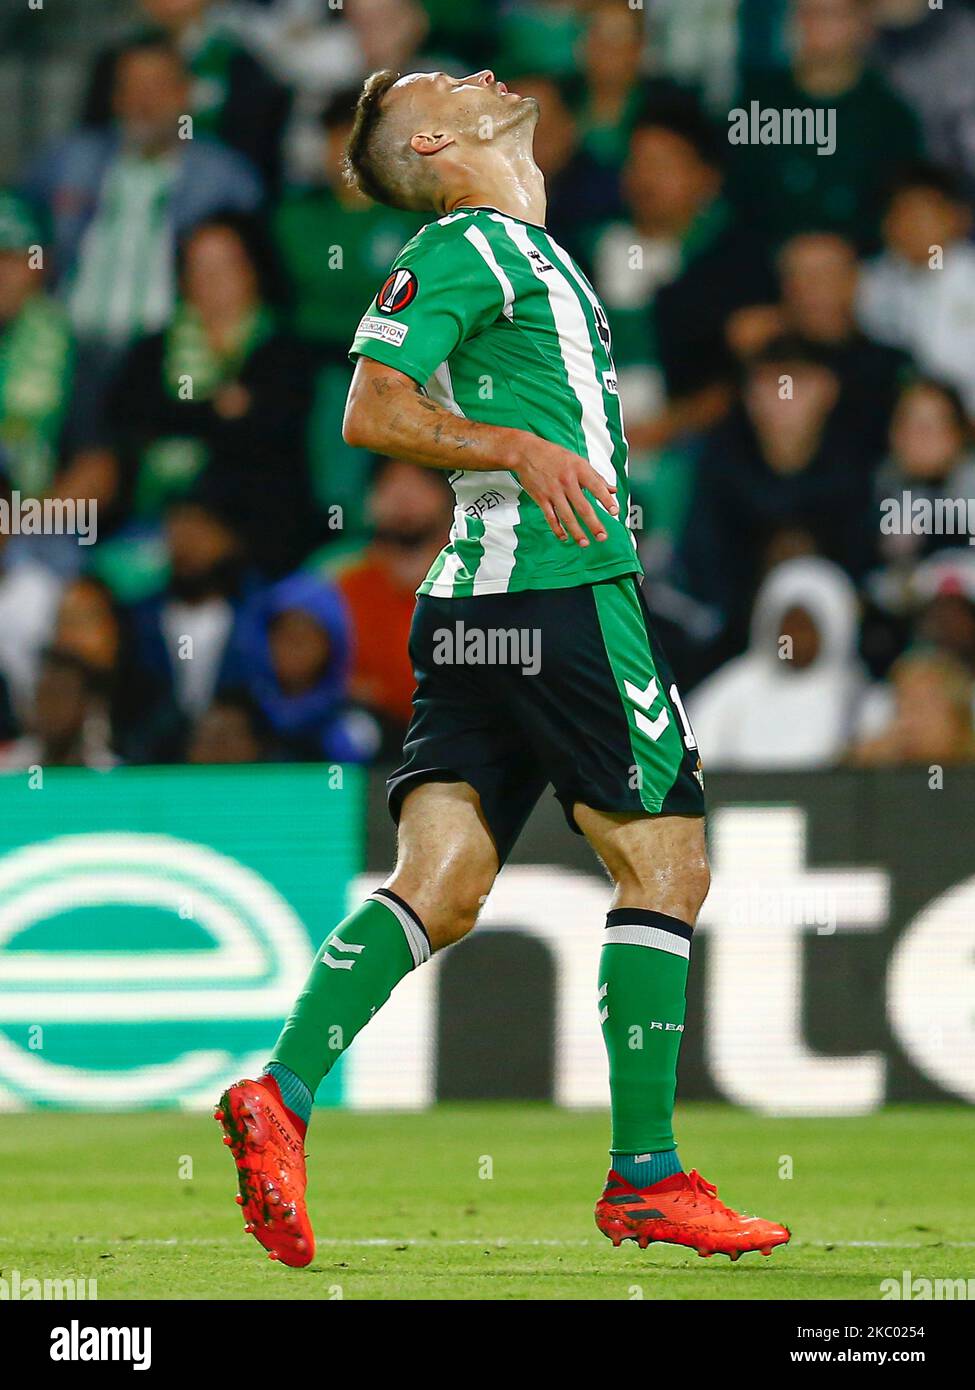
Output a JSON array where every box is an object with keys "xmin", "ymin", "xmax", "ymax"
[
  {"xmin": 603, "ymin": 924, "xmax": 691, "ymax": 959},
  {"xmin": 368, "ymin": 892, "xmax": 431, "ymax": 969}
]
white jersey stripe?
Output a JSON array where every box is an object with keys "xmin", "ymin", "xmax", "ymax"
[
  {"xmin": 451, "ymin": 470, "xmax": 522, "ymax": 590},
  {"xmin": 463, "ymin": 224, "xmax": 516, "ymax": 321},
  {"xmin": 425, "ymin": 543, "xmax": 466, "ymax": 597},
  {"xmin": 425, "ymin": 359, "xmax": 522, "ymax": 591},
  {"xmin": 426, "ymin": 359, "xmax": 465, "ymax": 417},
  {"xmin": 545, "ymin": 237, "xmax": 629, "ymax": 452},
  {"xmin": 489, "ymin": 213, "xmax": 616, "ymax": 486}
]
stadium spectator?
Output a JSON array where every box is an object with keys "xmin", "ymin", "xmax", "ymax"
[
  {"xmin": 344, "ymin": 0, "xmax": 436, "ymax": 74},
  {"xmin": 52, "ymin": 574, "xmax": 181, "ymax": 762},
  {"xmin": 80, "ymin": 0, "xmax": 292, "ymax": 190},
  {"xmin": 331, "ymin": 458, "xmax": 454, "ymax": 751},
  {"xmin": 651, "ymin": 0, "xmax": 742, "ymax": 113},
  {"xmin": 870, "ymin": 0, "xmax": 975, "ymax": 195},
  {"xmin": 187, "ymin": 687, "xmax": 272, "ymax": 764},
  {"xmin": 128, "ymin": 492, "xmax": 260, "ymax": 738},
  {"xmin": 34, "ymin": 447, "xmax": 124, "ymax": 580},
  {"xmin": 268, "ymin": 0, "xmax": 471, "ymax": 180},
  {"xmin": 274, "ymin": 87, "xmax": 424, "ymax": 536},
  {"xmin": 850, "ymin": 647, "xmax": 975, "ymax": 766},
  {"xmin": 910, "ymin": 553, "xmax": 975, "ymax": 675},
  {"xmin": 0, "ymin": 191, "xmax": 75, "ymax": 498},
  {"xmin": 235, "ymin": 571, "xmax": 378, "ymax": 763},
  {"xmin": 677, "ymin": 337, "xmax": 874, "ymax": 664},
  {"xmin": 731, "ymin": 0, "xmax": 923, "ymax": 250},
  {"xmin": 856, "ymin": 162, "xmax": 975, "ymax": 415},
  {"xmin": 0, "ymin": 647, "xmax": 118, "ymax": 771},
  {"xmin": 496, "ymin": 0, "xmax": 587, "ymax": 80},
  {"xmin": 688, "ymin": 556, "xmax": 868, "ymax": 769},
  {"xmin": 856, "ymin": 381, "xmax": 975, "ymax": 675},
  {"xmin": 728, "ymin": 230, "xmax": 910, "ymax": 454},
  {"xmin": 574, "ymin": 1, "xmax": 701, "ymax": 175},
  {"xmin": 22, "ymin": 36, "xmax": 262, "ymax": 436},
  {"xmin": 108, "ymin": 212, "xmax": 319, "ymax": 577},
  {"xmin": 273, "ymin": 89, "xmax": 424, "ymax": 364},
  {"xmin": 0, "ymin": 470, "xmax": 64, "ymax": 719},
  {"xmin": 576, "ymin": 1, "xmax": 650, "ymax": 171},
  {"xmin": 591, "ymin": 110, "xmax": 774, "ymax": 456},
  {"xmin": 873, "ymin": 380, "xmax": 975, "ymax": 568}
]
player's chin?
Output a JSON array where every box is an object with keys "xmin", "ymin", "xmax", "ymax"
[{"xmin": 509, "ymin": 94, "xmax": 540, "ymax": 126}]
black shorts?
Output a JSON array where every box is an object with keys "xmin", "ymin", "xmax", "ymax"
[{"xmin": 387, "ymin": 575, "xmax": 706, "ymax": 864}]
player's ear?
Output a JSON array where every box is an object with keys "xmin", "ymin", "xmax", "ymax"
[{"xmin": 410, "ymin": 131, "xmax": 454, "ymax": 157}]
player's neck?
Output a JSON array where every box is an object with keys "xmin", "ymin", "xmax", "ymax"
[{"xmin": 445, "ymin": 147, "xmax": 547, "ymax": 228}]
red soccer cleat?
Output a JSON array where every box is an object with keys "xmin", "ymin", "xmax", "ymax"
[
  {"xmin": 215, "ymin": 1077, "xmax": 315, "ymax": 1268},
  {"xmin": 595, "ymin": 1168, "xmax": 791, "ymax": 1261}
]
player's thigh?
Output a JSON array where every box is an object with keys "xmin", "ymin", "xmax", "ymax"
[
  {"xmin": 574, "ymin": 805, "xmax": 710, "ymax": 924},
  {"xmin": 388, "ymin": 590, "xmax": 548, "ymax": 870},
  {"xmin": 385, "ymin": 780, "xmax": 501, "ymax": 948},
  {"xmin": 507, "ymin": 578, "xmax": 706, "ymax": 830}
]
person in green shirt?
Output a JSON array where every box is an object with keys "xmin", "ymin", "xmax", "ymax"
[
  {"xmin": 273, "ymin": 89, "xmax": 426, "ymax": 362},
  {"xmin": 273, "ymin": 88, "xmax": 427, "ymax": 532},
  {"xmin": 731, "ymin": 0, "xmax": 923, "ymax": 251},
  {"xmin": 0, "ymin": 192, "xmax": 74, "ymax": 498}
]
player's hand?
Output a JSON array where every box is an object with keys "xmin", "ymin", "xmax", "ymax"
[{"xmin": 507, "ymin": 438, "xmax": 619, "ymax": 546}]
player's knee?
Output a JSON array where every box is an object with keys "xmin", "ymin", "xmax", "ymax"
[
  {"xmin": 388, "ymin": 857, "xmax": 496, "ymax": 951},
  {"xmin": 425, "ymin": 863, "xmax": 496, "ymax": 948},
  {"xmin": 612, "ymin": 838, "xmax": 711, "ymax": 926}
]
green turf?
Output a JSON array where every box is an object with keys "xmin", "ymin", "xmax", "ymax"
[{"xmin": 3, "ymin": 1104, "xmax": 973, "ymax": 1300}]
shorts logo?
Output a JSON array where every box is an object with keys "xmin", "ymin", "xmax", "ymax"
[
  {"xmin": 357, "ymin": 315, "xmax": 409, "ymax": 347},
  {"xmin": 378, "ymin": 268, "xmax": 418, "ymax": 314}
]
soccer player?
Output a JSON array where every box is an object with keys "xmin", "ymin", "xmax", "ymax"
[{"xmin": 216, "ymin": 69, "xmax": 790, "ymax": 1267}]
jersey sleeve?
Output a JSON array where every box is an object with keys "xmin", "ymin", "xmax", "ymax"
[{"xmin": 348, "ymin": 221, "xmax": 507, "ymax": 386}]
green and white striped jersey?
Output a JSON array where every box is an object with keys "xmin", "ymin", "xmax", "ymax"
[{"xmin": 349, "ymin": 206, "xmax": 641, "ymax": 597}]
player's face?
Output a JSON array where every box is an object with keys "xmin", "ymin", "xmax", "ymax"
[{"xmin": 391, "ymin": 69, "xmax": 538, "ymax": 148}]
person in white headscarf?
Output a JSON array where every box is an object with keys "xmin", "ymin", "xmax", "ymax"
[{"xmin": 688, "ymin": 556, "xmax": 867, "ymax": 769}]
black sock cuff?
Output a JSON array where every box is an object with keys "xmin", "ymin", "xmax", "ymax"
[
  {"xmin": 605, "ymin": 908, "xmax": 693, "ymax": 942},
  {"xmin": 369, "ymin": 887, "xmax": 432, "ymax": 966}
]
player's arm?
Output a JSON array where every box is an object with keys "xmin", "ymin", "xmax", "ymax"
[{"xmin": 343, "ymin": 357, "xmax": 618, "ymax": 547}]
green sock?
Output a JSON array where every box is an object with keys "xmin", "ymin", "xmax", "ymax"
[
  {"xmin": 270, "ymin": 889, "xmax": 430, "ymax": 1095},
  {"xmin": 599, "ymin": 908, "xmax": 692, "ymax": 1156}
]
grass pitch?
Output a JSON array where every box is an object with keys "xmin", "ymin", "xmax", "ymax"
[{"xmin": 3, "ymin": 1103, "xmax": 972, "ymax": 1301}]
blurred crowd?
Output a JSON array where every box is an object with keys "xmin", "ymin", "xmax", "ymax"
[{"xmin": 3, "ymin": 0, "xmax": 975, "ymax": 772}]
